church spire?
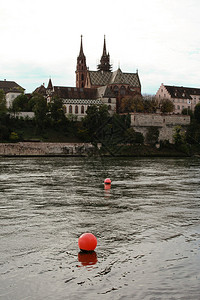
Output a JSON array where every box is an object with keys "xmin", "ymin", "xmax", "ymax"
[
  {"xmin": 97, "ymin": 35, "xmax": 112, "ymax": 72},
  {"xmin": 103, "ymin": 35, "xmax": 107, "ymax": 56},
  {"xmin": 79, "ymin": 35, "xmax": 84, "ymax": 56},
  {"xmin": 76, "ymin": 35, "xmax": 87, "ymax": 88}
]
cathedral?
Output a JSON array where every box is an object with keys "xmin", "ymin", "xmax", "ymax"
[{"xmin": 43, "ymin": 36, "xmax": 141, "ymax": 119}]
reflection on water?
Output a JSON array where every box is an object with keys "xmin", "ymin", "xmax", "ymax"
[
  {"xmin": 0, "ymin": 157, "xmax": 200, "ymax": 299},
  {"xmin": 78, "ymin": 251, "xmax": 98, "ymax": 267}
]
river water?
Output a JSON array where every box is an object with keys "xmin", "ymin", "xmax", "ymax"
[{"xmin": 0, "ymin": 156, "xmax": 200, "ymax": 300}]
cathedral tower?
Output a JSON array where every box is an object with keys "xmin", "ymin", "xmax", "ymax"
[
  {"xmin": 97, "ymin": 35, "xmax": 112, "ymax": 72},
  {"xmin": 76, "ymin": 35, "xmax": 88, "ymax": 88}
]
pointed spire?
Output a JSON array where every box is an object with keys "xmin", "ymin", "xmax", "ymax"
[
  {"xmin": 79, "ymin": 34, "xmax": 84, "ymax": 56},
  {"xmin": 47, "ymin": 77, "xmax": 53, "ymax": 90},
  {"xmin": 103, "ymin": 35, "xmax": 107, "ymax": 56},
  {"xmin": 97, "ymin": 35, "xmax": 112, "ymax": 72}
]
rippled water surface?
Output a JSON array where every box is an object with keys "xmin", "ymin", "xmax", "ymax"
[{"xmin": 0, "ymin": 156, "xmax": 200, "ymax": 300}]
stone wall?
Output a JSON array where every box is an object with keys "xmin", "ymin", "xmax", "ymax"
[
  {"xmin": 130, "ymin": 113, "xmax": 190, "ymax": 143},
  {"xmin": 0, "ymin": 142, "xmax": 96, "ymax": 156}
]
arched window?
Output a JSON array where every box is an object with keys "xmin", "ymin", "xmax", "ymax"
[
  {"xmin": 108, "ymin": 105, "xmax": 111, "ymax": 110},
  {"xmin": 108, "ymin": 98, "xmax": 111, "ymax": 103},
  {"xmin": 120, "ymin": 86, "xmax": 126, "ymax": 95},
  {"xmin": 75, "ymin": 105, "xmax": 78, "ymax": 114},
  {"xmin": 113, "ymin": 86, "xmax": 119, "ymax": 94},
  {"xmin": 63, "ymin": 106, "xmax": 67, "ymax": 113},
  {"xmin": 69, "ymin": 105, "xmax": 72, "ymax": 113},
  {"xmin": 81, "ymin": 105, "xmax": 84, "ymax": 114},
  {"xmin": 81, "ymin": 74, "xmax": 84, "ymax": 80}
]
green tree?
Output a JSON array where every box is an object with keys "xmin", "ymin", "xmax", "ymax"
[
  {"xmin": 182, "ymin": 108, "xmax": 193, "ymax": 118},
  {"xmin": 82, "ymin": 104, "xmax": 110, "ymax": 142},
  {"xmin": 124, "ymin": 128, "xmax": 144, "ymax": 144},
  {"xmin": 12, "ymin": 94, "xmax": 29, "ymax": 112},
  {"xmin": 32, "ymin": 95, "xmax": 48, "ymax": 130},
  {"xmin": 194, "ymin": 103, "xmax": 200, "ymax": 123},
  {"xmin": 160, "ymin": 99, "xmax": 174, "ymax": 113},
  {"xmin": 0, "ymin": 89, "xmax": 7, "ymax": 113},
  {"xmin": 173, "ymin": 125, "xmax": 186, "ymax": 145},
  {"xmin": 48, "ymin": 97, "xmax": 66, "ymax": 124}
]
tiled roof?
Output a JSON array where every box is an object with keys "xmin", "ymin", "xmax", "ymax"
[
  {"xmin": 0, "ymin": 80, "xmax": 24, "ymax": 93},
  {"xmin": 88, "ymin": 68, "xmax": 141, "ymax": 87},
  {"xmin": 165, "ymin": 85, "xmax": 200, "ymax": 99},
  {"xmin": 33, "ymin": 85, "xmax": 46, "ymax": 95},
  {"xmin": 53, "ymin": 86, "xmax": 97, "ymax": 99},
  {"xmin": 109, "ymin": 68, "xmax": 141, "ymax": 86},
  {"xmin": 89, "ymin": 71, "xmax": 112, "ymax": 86}
]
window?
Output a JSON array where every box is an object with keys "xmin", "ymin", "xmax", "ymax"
[
  {"xmin": 75, "ymin": 105, "xmax": 78, "ymax": 114},
  {"xmin": 108, "ymin": 105, "xmax": 111, "ymax": 110},
  {"xmin": 177, "ymin": 105, "xmax": 180, "ymax": 110},
  {"xmin": 81, "ymin": 74, "xmax": 84, "ymax": 80},
  {"xmin": 120, "ymin": 86, "xmax": 126, "ymax": 95},
  {"xmin": 161, "ymin": 89, "xmax": 163, "ymax": 92},
  {"xmin": 69, "ymin": 105, "xmax": 72, "ymax": 113},
  {"xmin": 108, "ymin": 98, "xmax": 111, "ymax": 103},
  {"xmin": 113, "ymin": 86, "xmax": 119, "ymax": 94},
  {"xmin": 81, "ymin": 105, "xmax": 84, "ymax": 114},
  {"xmin": 63, "ymin": 106, "xmax": 67, "ymax": 113}
]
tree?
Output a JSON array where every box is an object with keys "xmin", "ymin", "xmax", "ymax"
[
  {"xmin": 120, "ymin": 95, "xmax": 144, "ymax": 113},
  {"xmin": 48, "ymin": 97, "xmax": 66, "ymax": 124},
  {"xmin": 12, "ymin": 94, "xmax": 29, "ymax": 112},
  {"xmin": 143, "ymin": 95, "xmax": 158, "ymax": 113},
  {"xmin": 32, "ymin": 95, "xmax": 48, "ymax": 130},
  {"xmin": 0, "ymin": 89, "xmax": 6, "ymax": 113},
  {"xmin": 173, "ymin": 125, "xmax": 186, "ymax": 145},
  {"xmin": 194, "ymin": 103, "xmax": 200, "ymax": 123},
  {"xmin": 182, "ymin": 108, "xmax": 193, "ymax": 118},
  {"xmin": 160, "ymin": 98, "xmax": 174, "ymax": 113},
  {"xmin": 81, "ymin": 104, "xmax": 110, "ymax": 142}
]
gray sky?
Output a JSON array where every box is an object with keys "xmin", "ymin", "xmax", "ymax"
[{"xmin": 1, "ymin": 0, "xmax": 200, "ymax": 95}]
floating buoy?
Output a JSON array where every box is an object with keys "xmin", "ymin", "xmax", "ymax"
[
  {"xmin": 104, "ymin": 184, "xmax": 111, "ymax": 190},
  {"xmin": 78, "ymin": 233, "xmax": 97, "ymax": 251},
  {"xmin": 78, "ymin": 251, "xmax": 97, "ymax": 266},
  {"xmin": 104, "ymin": 178, "xmax": 111, "ymax": 185}
]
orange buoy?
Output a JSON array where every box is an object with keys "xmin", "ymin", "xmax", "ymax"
[
  {"xmin": 104, "ymin": 178, "xmax": 111, "ymax": 185},
  {"xmin": 78, "ymin": 233, "xmax": 97, "ymax": 251}
]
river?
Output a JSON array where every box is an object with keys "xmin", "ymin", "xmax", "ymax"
[{"xmin": 0, "ymin": 156, "xmax": 200, "ymax": 299}]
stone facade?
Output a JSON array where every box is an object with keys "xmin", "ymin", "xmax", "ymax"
[
  {"xmin": 0, "ymin": 142, "xmax": 96, "ymax": 156},
  {"xmin": 130, "ymin": 113, "xmax": 190, "ymax": 143}
]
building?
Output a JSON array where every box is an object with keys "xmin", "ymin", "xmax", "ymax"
[
  {"xmin": 76, "ymin": 35, "xmax": 141, "ymax": 112},
  {"xmin": 156, "ymin": 83, "xmax": 200, "ymax": 114},
  {"xmin": 0, "ymin": 79, "xmax": 25, "ymax": 108},
  {"xmin": 42, "ymin": 36, "xmax": 141, "ymax": 119},
  {"xmin": 46, "ymin": 80, "xmax": 116, "ymax": 120}
]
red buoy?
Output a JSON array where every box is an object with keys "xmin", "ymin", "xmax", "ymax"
[
  {"xmin": 78, "ymin": 233, "xmax": 97, "ymax": 251},
  {"xmin": 104, "ymin": 178, "xmax": 111, "ymax": 185}
]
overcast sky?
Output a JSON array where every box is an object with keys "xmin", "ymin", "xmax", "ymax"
[{"xmin": 1, "ymin": 0, "xmax": 200, "ymax": 95}]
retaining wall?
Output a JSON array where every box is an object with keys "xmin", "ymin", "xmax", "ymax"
[{"xmin": 0, "ymin": 142, "xmax": 95, "ymax": 156}]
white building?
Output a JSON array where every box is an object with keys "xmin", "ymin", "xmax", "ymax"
[
  {"xmin": 156, "ymin": 83, "xmax": 200, "ymax": 114},
  {"xmin": 0, "ymin": 79, "xmax": 25, "ymax": 108},
  {"xmin": 46, "ymin": 79, "xmax": 116, "ymax": 120}
]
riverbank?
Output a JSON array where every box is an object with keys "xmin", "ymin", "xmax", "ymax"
[{"xmin": 0, "ymin": 142, "xmax": 199, "ymax": 157}]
